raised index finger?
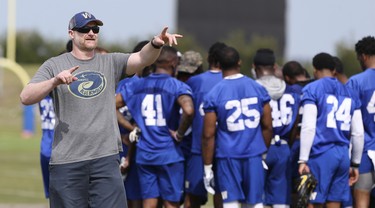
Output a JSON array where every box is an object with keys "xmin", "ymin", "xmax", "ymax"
[
  {"xmin": 69, "ymin": 66, "xmax": 79, "ymax": 73},
  {"xmin": 160, "ymin": 27, "xmax": 169, "ymax": 37}
]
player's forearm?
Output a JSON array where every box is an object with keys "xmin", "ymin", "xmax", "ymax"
[
  {"xmin": 116, "ymin": 110, "xmax": 134, "ymax": 132},
  {"xmin": 177, "ymin": 95, "xmax": 194, "ymax": 135},
  {"xmin": 177, "ymin": 113, "xmax": 193, "ymax": 137},
  {"xmin": 202, "ymin": 135, "xmax": 215, "ymax": 165},
  {"xmin": 288, "ymin": 115, "xmax": 301, "ymax": 146},
  {"xmin": 299, "ymin": 104, "xmax": 317, "ymax": 162},
  {"xmin": 126, "ymin": 141, "xmax": 136, "ymax": 162},
  {"xmin": 20, "ymin": 78, "xmax": 57, "ymax": 105},
  {"xmin": 202, "ymin": 112, "xmax": 217, "ymax": 165},
  {"xmin": 351, "ymin": 109, "xmax": 364, "ymax": 164},
  {"xmin": 261, "ymin": 103, "xmax": 273, "ymax": 148},
  {"xmin": 126, "ymin": 41, "xmax": 161, "ymax": 75}
]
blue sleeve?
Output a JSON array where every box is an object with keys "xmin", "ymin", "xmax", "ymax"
[
  {"xmin": 176, "ymin": 82, "xmax": 193, "ymax": 98},
  {"xmin": 301, "ymin": 85, "xmax": 317, "ymax": 106},
  {"xmin": 203, "ymin": 90, "xmax": 216, "ymax": 113}
]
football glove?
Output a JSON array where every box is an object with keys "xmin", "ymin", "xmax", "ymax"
[
  {"xmin": 296, "ymin": 173, "xmax": 317, "ymax": 208},
  {"xmin": 129, "ymin": 127, "xmax": 141, "ymax": 143},
  {"xmin": 119, "ymin": 157, "xmax": 128, "ymax": 181},
  {"xmin": 203, "ymin": 164, "xmax": 215, "ymax": 195}
]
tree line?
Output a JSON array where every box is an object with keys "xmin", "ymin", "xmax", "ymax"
[{"xmin": 0, "ymin": 30, "xmax": 362, "ymax": 78}]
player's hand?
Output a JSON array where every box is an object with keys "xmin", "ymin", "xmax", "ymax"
[
  {"xmin": 129, "ymin": 127, "xmax": 141, "ymax": 143},
  {"xmin": 119, "ymin": 157, "xmax": 129, "ymax": 181},
  {"xmin": 203, "ymin": 164, "xmax": 215, "ymax": 195},
  {"xmin": 169, "ymin": 129, "xmax": 183, "ymax": 142},
  {"xmin": 154, "ymin": 27, "xmax": 183, "ymax": 47},
  {"xmin": 349, "ymin": 167, "xmax": 359, "ymax": 186},
  {"xmin": 298, "ymin": 162, "xmax": 310, "ymax": 175},
  {"xmin": 54, "ymin": 66, "xmax": 79, "ymax": 85}
]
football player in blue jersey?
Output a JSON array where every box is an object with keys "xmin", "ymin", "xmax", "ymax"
[
  {"xmin": 183, "ymin": 42, "xmax": 227, "ymax": 208},
  {"xmin": 346, "ymin": 36, "xmax": 375, "ymax": 208},
  {"xmin": 202, "ymin": 46, "xmax": 273, "ymax": 208},
  {"xmin": 175, "ymin": 50, "xmax": 204, "ymax": 208},
  {"xmin": 116, "ymin": 74, "xmax": 142, "ymax": 208},
  {"xmin": 281, "ymin": 60, "xmax": 312, "ymax": 207},
  {"xmin": 38, "ymin": 95, "xmax": 55, "ymax": 199},
  {"xmin": 298, "ymin": 52, "xmax": 364, "ymax": 207},
  {"xmin": 254, "ymin": 49, "xmax": 301, "ymax": 208},
  {"xmin": 116, "ymin": 46, "xmax": 194, "ymax": 208},
  {"xmin": 115, "ymin": 41, "xmax": 149, "ymax": 208}
]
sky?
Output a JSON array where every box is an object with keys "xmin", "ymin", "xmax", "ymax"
[{"xmin": 1, "ymin": 0, "xmax": 375, "ymax": 61}]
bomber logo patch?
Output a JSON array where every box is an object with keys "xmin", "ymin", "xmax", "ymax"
[{"xmin": 68, "ymin": 71, "xmax": 106, "ymax": 99}]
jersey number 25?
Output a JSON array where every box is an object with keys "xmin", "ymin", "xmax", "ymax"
[{"xmin": 225, "ymin": 97, "xmax": 260, "ymax": 132}]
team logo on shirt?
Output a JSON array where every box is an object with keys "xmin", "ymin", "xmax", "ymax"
[{"xmin": 68, "ymin": 71, "xmax": 106, "ymax": 99}]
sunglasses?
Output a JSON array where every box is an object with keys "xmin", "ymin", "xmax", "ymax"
[{"xmin": 73, "ymin": 26, "xmax": 100, "ymax": 34}]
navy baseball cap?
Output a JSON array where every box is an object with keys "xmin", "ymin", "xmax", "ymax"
[{"xmin": 68, "ymin": 11, "xmax": 103, "ymax": 30}]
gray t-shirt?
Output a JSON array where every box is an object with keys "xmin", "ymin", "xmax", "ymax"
[{"xmin": 30, "ymin": 52, "xmax": 129, "ymax": 164}]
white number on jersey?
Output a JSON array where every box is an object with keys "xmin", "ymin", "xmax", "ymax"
[
  {"xmin": 225, "ymin": 98, "xmax": 260, "ymax": 132},
  {"xmin": 40, "ymin": 99, "xmax": 55, "ymax": 130},
  {"xmin": 270, "ymin": 94, "xmax": 295, "ymax": 127},
  {"xmin": 367, "ymin": 91, "xmax": 375, "ymax": 122},
  {"xmin": 141, "ymin": 94, "xmax": 166, "ymax": 126},
  {"xmin": 326, "ymin": 95, "xmax": 351, "ymax": 131}
]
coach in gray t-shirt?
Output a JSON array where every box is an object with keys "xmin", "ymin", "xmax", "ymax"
[{"xmin": 20, "ymin": 11, "xmax": 182, "ymax": 208}]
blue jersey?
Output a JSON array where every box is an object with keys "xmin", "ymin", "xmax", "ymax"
[
  {"xmin": 120, "ymin": 73, "xmax": 193, "ymax": 165},
  {"xmin": 203, "ymin": 75, "xmax": 271, "ymax": 158},
  {"xmin": 346, "ymin": 68, "xmax": 375, "ymax": 151},
  {"xmin": 38, "ymin": 95, "xmax": 55, "ymax": 157},
  {"xmin": 116, "ymin": 75, "xmax": 140, "ymax": 157},
  {"xmin": 116, "ymin": 75, "xmax": 140, "ymax": 94},
  {"xmin": 270, "ymin": 84, "xmax": 301, "ymax": 140},
  {"xmin": 301, "ymin": 77, "xmax": 361, "ymax": 156},
  {"xmin": 186, "ymin": 70, "xmax": 223, "ymax": 154},
  {"xmin": 116, "ymin": 75, "xmax": 140, "ymax": 135}
]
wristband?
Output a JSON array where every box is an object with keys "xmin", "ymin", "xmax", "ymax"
[
  {"xmin": 298, "ymin": 160, "xmax": 307, "ymax": 164},
  {"xmin": 150, "ymin": 37, "xmax": 163, "ymax": 49},
  {"xmin": 204, "ymin": 164, "xmax": 213, "ymax": 174},
  {"xmin": 350, "ymin": 162, "xmax": 360, "ymax": 168}
]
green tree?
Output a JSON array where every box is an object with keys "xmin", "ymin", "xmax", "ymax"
[
  {"xmin": 221, "ymin": 30, "xmax": 279, "ymax": 77},
  {"xmin": 1, "ymin": 30, "xmax": 65, "ymax": 64},
  {"xmin": 335, "ymin": 41, "xmax": 361, "ymax": 78}
]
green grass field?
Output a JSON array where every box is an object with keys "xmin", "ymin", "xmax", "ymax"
[{"xmin": 0, "ymin": 64, "xmax": 48, "ymax": 205}]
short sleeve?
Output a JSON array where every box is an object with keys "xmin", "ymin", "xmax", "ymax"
[{"xmin": 301, "ymin": 85, "xmax": 317, "ymax": 106}]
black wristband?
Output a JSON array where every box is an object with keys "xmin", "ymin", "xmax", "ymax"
[
  {"xmin": 350, "ymin": 162, "xmax": 360, "ymax": 168},
  {"xmin": 150, "ymin": 37, "xmax": 163, "ymax": 49}
]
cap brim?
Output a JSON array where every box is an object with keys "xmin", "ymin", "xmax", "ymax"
[
  {"xmin": 177, "ymin": 65, "xmax": 197, "ymax": 74},
  {"xmin": 90, "ymin": 19, "xmax": 103, "ymax": 26}
]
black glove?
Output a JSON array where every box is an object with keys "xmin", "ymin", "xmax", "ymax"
[{"xmin": 296, "ymin": 173, "xmax": 317, "ymax": 208}]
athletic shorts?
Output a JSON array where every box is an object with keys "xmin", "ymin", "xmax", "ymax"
[
  {"xmin": 342, "ymin": 190, "xmax": 353, "ymax": 207},
  {"xmin": 137, "ymin": 161, "xmax": 184, "ymax": 202},
  {"xmin": 185, "ymin": 154, "xmax": 207, "ymax": 199},
  {"xmin": 264, "ymin": 143, "xmax": 291, "ymax": 205},
  {"xmin": 124, "ymin": 159, "xmax": 142, "ymax": 200},
  {"xmin": 49, "ymin": 154, "xmax": 126, "ymax": 208},
  {"xmin": 308, "ymin": 145, "xmax": 350, "ymax": 204},
  {"xmin": 359, "ymin": 150, "xmax": 375, "ymax": 174},
  {"xmin": 216, "ymin": 156, "xmax": 264, "ymax": 204}
]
